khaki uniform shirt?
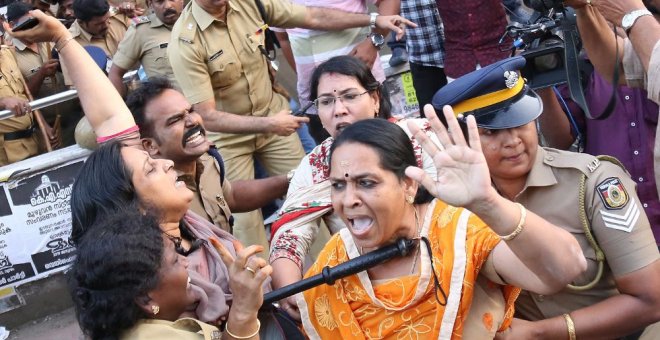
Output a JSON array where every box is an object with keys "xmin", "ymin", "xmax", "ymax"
[
  {"xmin": 515, "ymin": 148, "xmax": 660, "ymax": 320},
  {"xmin": 113, "ymin": 14, "xmax": 179, "ymax": 89},
  {"xmin": 0, "ymin": 46, "xmax": 39, "ymax": 165},
  {"xmin": 120, "ymin": 318, "xmax": 221, "ymax": 340},
  {"xmin": 11, "ymin": 40, "xmax": 68, "ymax": 119},
  {"xmin": 178, "ymin": 153, "xmax": 234, "ymax": 233},
  {"xmin": 62, "ymin": 14, "xmax": 129, "ymax": 85},
  {"xmin": 168, "ymin": 0, "xmax": 306, "ymax": 116}
]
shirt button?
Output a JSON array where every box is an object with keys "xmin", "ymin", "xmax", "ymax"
[
  {"xmin": 631, "ymin": 122, "xmax": 636, "ymax": 127},
  {"xmin": 625, "ymin": 95, "xmax": 630, "ymax": 100},
  {"xmin": 634, "ymin": 150, "xmax": 639, "ymax": 155},
  {"xmin": 536, "ymin": 294, "xmax": 544, "ymax": 302},
  {"xmin": 639, "ymin": 177, "xmax": 644, "ymax": 182},
  {"xmin": 545, "ymin": 155, "xmax": 554, "ymax": 161},
  {"xmin": 643, "ymin": 203, "xmax": 649, "ymax": 208}
]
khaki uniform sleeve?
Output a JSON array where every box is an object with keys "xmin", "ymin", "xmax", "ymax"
[
  {"xmin": 587, "ymin": 161, "xmax": 660, "ymax": 277},
  {"xmin": 112, "ymin": 25, "xmax": 142, "ymax": 70},
  {"xmin": 168, "ymin": 36, "xmax": 215, "ymax": 105},
  {"xmin": 261, "ymin": 0, "xmax": 307, "ymax": 28}
]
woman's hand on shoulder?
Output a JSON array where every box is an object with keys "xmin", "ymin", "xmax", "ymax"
[
  {"xmin": 211, "ymin": 238, "xmax": 272, "ymax": 319},
  {"xmin": 405, "ymin": 104, "xmax": 495, "ymax": 209}
]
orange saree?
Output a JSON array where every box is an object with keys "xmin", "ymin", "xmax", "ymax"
[{"xmin": 297, "ymin": 200, "xmax": 520, "ymax": 339}]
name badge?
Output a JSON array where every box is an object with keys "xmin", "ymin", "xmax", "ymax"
[{"xmin": 209, "ymin": 50, "xmax": 223, "ymax": 61}]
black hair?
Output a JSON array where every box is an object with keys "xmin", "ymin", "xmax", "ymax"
[
  {"xmin": 70, "ymin": 140, "xmax": 138, "ymax": 244},
  {"xmin": 329, "ymin": 119, "xmax": 433, "ymax": 204},
  {"xmin": 125, "ymin": 77, "xmax": 174, "ymax": 140},
  {"xmin": 5, "ymin": 1, "xmax": 32, "ymax": 23},
  {"xmin": 72, "ymin": 0, "xmax": 109, "ymax": 22},
  {"xmin": 69, "ymin": 208, "xmax": 164, "ymax": 340},
  {"xmin": 309, "ymin": 55, "xmax": 392, "ymax": 120}
]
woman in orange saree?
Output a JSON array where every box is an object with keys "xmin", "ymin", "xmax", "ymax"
[{"xmin": 297, "ymin": 107, "xmax": 587, "ymax": 339}]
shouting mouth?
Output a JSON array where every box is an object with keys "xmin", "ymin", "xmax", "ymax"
[
  {"xmin": 182, "ymin": 125, "xmax": 206, "ymax": 148},
  {"xmin": 347, "ymin": 216, "xmax": 374, "ymax": 236}
]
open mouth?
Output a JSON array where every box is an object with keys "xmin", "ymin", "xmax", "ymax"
[
  {"xmin": 335, "ymin": 122, "xmax": 350, "ymax": 134},
  {"xmin": 182, "ymin": 125, "xmax": 206, "ymax": 147},
  {"xmin": 347, "ymin": 216, "xmax": 374, "ymax": 236}
]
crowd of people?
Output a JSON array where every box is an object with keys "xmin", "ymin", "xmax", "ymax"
[{"xmin": 0, "ymin": 0, "xmax": 659, "ymax": 338}]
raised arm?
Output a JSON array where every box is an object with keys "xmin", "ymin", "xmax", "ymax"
[
  {"xmin": 407, "ymin": 105, "xmax": 587, "ymax": 294},
  {"xmin": 4, "ymin": 10, "xmax": 135, "ymax": 137},
  {"xmin": 301, "ymin": 8, "xmax": 415, "ymax": 40}
]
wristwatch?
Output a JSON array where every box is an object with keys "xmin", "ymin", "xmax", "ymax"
[
  {"xmin": 369, "ymin": 12, "xmax": 379, "ymax": 29},
  {"xmin": 369, "ymin": 32, "xmax": 385, "ymax": 50},
  {"xmin": 621, "ymin": 9, "xmax": 652, "ymax": 34}
]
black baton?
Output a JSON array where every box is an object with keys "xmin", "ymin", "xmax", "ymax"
[{"xmin": 263, "ymin": 238, "xmax": 416, "ymax": 306}]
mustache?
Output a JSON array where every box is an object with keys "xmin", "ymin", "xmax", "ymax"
[
  {"xmin": 182, "ymin": 125, "xmax": 205, "ymax": 147},
  {"xmin": 163, "ymin": 8, "xmax": 178, "ymax": 16}
]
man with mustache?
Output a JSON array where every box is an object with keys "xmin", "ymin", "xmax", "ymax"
[
  {"xmin": 109, "ymin": 0, "xmax": 184, "ymax": 97},
  {"xmin": 61, "ymin": 0, "xmax": 129, "ymax": 86},
  {"xmin": 126, "ymin": 77, "xmax": 290, "ymax": 234}
]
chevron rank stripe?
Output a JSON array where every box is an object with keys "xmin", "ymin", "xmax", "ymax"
[{"xmin": 600, "ymin": 201, "xmax": 640, "ymax": 232}]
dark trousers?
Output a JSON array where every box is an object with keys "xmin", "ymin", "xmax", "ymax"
[{"xmin": 409, "ymin": 62, "xmax": 448, "ymax": 117}]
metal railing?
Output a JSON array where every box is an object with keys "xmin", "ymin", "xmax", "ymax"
[
  {"xmin": 0, "ymin": 89, "xmax": 79, "ymax": 120},
  {"xmin": 0, "ymin": 70, "xmax": 138, "ymax": 120}
]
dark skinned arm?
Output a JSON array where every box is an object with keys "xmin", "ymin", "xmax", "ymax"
[{"xmin": 225, "ymin": 175, "xmax": 289, "ymax": 212}]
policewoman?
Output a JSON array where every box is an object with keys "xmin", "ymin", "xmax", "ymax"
[{"xmin": 432, "ymin": 56, "xmax": 660, "ymax": 339}]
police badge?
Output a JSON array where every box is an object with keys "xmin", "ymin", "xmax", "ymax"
[
  {"xmin": 596, "ymin": 177, "xmax": 629, "ymax": 210},
  {"xmin": 504, "ymin": 71, "xmax": 519, "ymax": 89}
]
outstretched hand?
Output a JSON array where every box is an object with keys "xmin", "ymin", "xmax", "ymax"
[
  {"xmin": 375, "ymin": 15, "xmax": 417, "ymax": 40},
  {"xmin": 211, "ymin": 238, "xmax": 272, "ymax": 317},
  {"xmin": 2, "ymin": 10, "xmax": 69, "ymax": 44},
  {"xmin": 405, "ymin": 104, "xmax": 494, "ymax": 209}
]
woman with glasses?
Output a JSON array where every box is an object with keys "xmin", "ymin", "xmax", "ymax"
[{"xmin": 268, "ymin": 55, "xmax": 440, "ymax": 319}]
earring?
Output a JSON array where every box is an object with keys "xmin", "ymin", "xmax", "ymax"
[
  {"xmin": 151, "ymin": 305, "xmax": 160, "ymax": 315},
  {"xmin": 406, "ymin": 195, "xmax": 414, "ymax": 204}
]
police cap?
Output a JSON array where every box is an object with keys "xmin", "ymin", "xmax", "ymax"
[{"xmin": 431, "ymin": 56, "xmax": 542, "ymax": 129}]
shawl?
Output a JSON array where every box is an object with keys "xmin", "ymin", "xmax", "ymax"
[{"xmin": 181, "ymin": 210, "xmax": 272, "ymax": 324}]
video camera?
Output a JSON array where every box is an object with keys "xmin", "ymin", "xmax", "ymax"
[{"xmin": 503, "ymin": 0, "xmax": 594, "ymax": 116}]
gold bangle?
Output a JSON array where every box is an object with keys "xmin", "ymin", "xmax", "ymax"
[
  {"xmin": 499, "ymin": 202, "xmax": 526, "ymax": 241},
  {"xmin": 563, "ymin": 313, "xmax": 577, "ymax": 340},
  {"xmin": 225, "ymin": 318, "xmax": 260, "ymax": 339},
  {"xmin": 54, "ymin": 36, "xmax": 74, "ymax": 53}
]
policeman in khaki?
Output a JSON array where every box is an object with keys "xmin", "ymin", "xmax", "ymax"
[
  {"xmin": 168, "ymin": 0, "xmax": 414, "ymax": 252},
  {"xmin": 61, "ymin": 0, "xmax": 130, "ymax": 86},
  {"xmin": 429, "ymin": 56, "xmax": 660, "ymax": 339},
  {"xmin": 109, "ymin": 0, "xmax": 184, "ymax": 97},
  {"xmin": 0, "ymin": 46, "xmax": 40, "ymax": 165}
]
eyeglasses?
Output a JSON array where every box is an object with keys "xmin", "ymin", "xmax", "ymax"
[{"xmin": 313, "ymin": 90, "xmax": 370, "ymax": 112}]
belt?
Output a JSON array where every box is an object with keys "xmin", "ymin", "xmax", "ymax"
[{"xmin": 4, "ymin": 125, "xmax": 35, "ymax": 141}]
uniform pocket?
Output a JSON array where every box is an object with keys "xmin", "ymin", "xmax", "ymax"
[{"xmin": 208, "ymin": 57, "xmax": 241, "ymax": 88}]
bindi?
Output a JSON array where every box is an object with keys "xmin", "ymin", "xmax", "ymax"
[{"xmin": 339, "ymin": 160, "xmax": 350, "ymax": 177}]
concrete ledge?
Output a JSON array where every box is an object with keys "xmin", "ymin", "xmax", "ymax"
[{"xmin": 0, "ymin": 273, "xmax": 73, "ymax": 329}]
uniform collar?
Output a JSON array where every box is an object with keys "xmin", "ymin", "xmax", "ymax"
[
  {"xmin": 176, "ymin": 156, "xmax": 206, "ymax": 192},
  {"xmin": 521, "ymin": 147, "xmax": 558, "ymax": 190},
  {"xmin": 69, "ymin": 20, "xmax": 91, "ymax": 41},
  {"xmin": 192, "ymin": 0, "xmax": 240, "ymax": 31},
  {"xmin": 149, "ymin": 13, "xmax": 166, "ymax": 28},
  {"xmin": 11, "ymin": 39, "xmax": 27, "ymax": 51}
]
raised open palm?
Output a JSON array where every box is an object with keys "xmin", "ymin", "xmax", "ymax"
[{"xmin": 405, "ymin": 105, "xmax": 493, "ymax": 209}]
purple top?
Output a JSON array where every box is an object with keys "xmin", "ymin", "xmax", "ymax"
[{"xmin": 558, "ymin": 71, "xmax": 660, "ymax": 243}]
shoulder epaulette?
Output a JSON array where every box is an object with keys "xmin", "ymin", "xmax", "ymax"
[{"xmin": 131, "ymin": 15, "xmax": 151, "ymax": 26}]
